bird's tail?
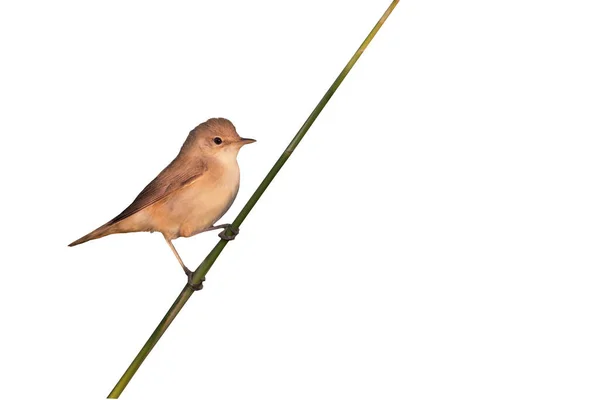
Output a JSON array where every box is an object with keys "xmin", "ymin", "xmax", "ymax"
[{"xmin": 68, "ymin": 222, "xmax": 115, "ymax": 247}]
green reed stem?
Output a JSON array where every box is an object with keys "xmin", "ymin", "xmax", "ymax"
[{"xmin": 108, "ymin": 1, "xmax": 400, "ymax": 397}]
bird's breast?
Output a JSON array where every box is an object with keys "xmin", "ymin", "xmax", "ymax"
[{"xmin": 159, "ymin": 159, "xmax": 241, "ymax": 238}]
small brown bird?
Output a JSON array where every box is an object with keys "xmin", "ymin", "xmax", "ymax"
[{"xmin": 69, "ymin": 118, "xmax": 255, "ymax": 284}]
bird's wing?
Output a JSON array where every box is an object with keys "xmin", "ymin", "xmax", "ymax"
[{"xmin": 110, "ymin": 157, "xmax": 208, "ymax": 224}]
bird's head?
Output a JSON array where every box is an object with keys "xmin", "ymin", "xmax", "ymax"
[{"xmin": 181, "ymin": 118, "xmax": 255, "ymax": 159}]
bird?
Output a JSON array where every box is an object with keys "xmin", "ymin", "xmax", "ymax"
[{"xmin": 69, "ymin": 118, "xmax": 255, "ymax": 288}]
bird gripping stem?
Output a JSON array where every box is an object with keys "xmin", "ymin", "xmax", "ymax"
[{"xmin": 108, "ymin": 1, "xmax": 400, "ymax": 397}]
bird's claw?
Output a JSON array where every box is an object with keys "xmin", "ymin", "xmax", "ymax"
[
  {"xmin": 185, "ymin": 269, "xmax": 205, "ymax": 291},
  {"xmin": 218, "ymin": 225, "xmax": 239, "ymax": 241}
]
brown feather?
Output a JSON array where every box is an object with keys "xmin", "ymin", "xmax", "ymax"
[
  {"xmin": 110, "ymin": 156, "xmax": 208, "ymax": 224},
  {"xmin": 68, "ymin": 156, "xmax": 207, "ymax": 247}
]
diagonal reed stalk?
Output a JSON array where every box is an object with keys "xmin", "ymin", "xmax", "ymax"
[{"xmin": 108, "ymin": 1, "xmax": 400, "ymax": 397}]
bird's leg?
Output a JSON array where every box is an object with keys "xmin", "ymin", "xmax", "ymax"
[
  {"xmin": 162, "ymin": 234, "xmax": 205, "ymax": 291},
  {"xmin": 162, "ymin": 234, "xmax": 192, "ymax": 276},
  {"xmin": 203, "ymin": 223, "xmax": 240, "ymax": 241}
]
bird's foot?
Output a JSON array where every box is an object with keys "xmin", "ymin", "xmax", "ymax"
[
  {"xmin": 218, "ymin": 224, "xmax": 239, "ymax": 241},
  {"xmin": 184, "ymin": 268, "xmax": 205, "ymax": 291}
]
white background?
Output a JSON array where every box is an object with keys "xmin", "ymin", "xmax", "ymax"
[{"xmin": 1, "ymin": 0, "xmax": 599, "ymax": 399}]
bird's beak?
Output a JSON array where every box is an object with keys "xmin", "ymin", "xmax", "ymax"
[{"xmin": 239, "ymin": 137, "xmax": 256, "ymax": 145}]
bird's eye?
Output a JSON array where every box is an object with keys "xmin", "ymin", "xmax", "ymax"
[{"xmin": 213, "ymin": 137, "xmax": 223, "ymax": 145}]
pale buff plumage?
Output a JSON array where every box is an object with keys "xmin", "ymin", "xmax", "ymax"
[{"xmin": 69, "ymin": 117, "xmax": 255, "ymax": 274}]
